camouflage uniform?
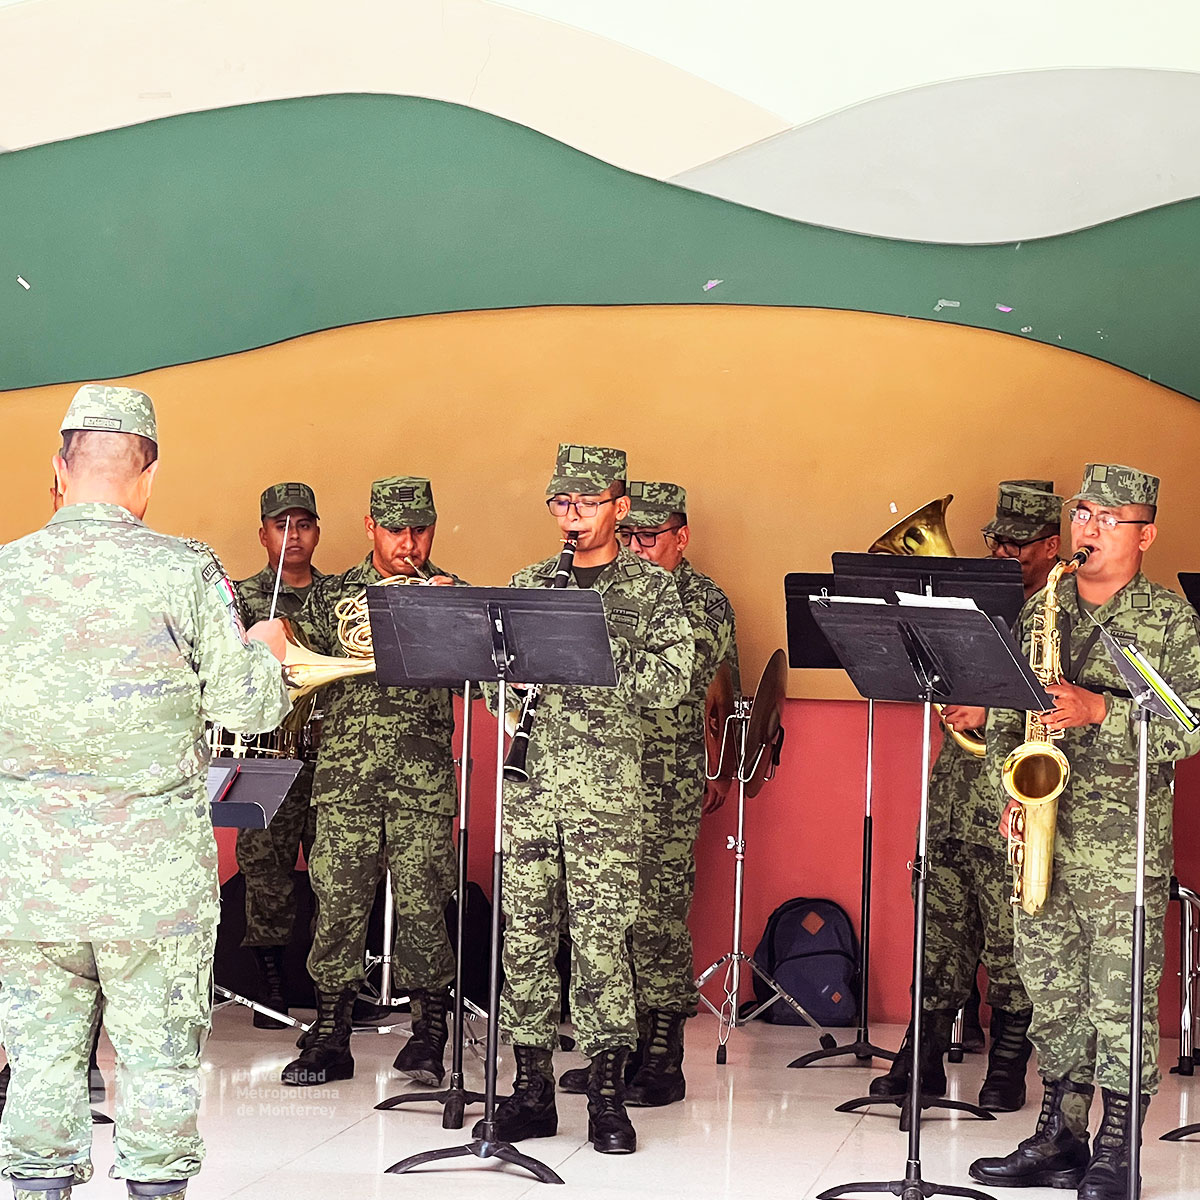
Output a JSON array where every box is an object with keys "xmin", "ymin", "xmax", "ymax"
[
  {"xmin": 500, "ymin": 454, "xmax": 694, "ymax": 1060},
  {"xmin": 623, "ymin": 482, "xmax": 739, "ymax": 1015},
  {"xmin": 986, "ymin": 465, "xmax": 1200, "ymax": 1095},
  {"xmin": 233, "ymin": 482, "xmax": 324, "ymax": 950},
  {"xmin": 918, "ymin": 482, "xmax": 1063, "ymax": 1021},
  {"xmin": 289, "ymin": 478, "xmax": 458, "ymax": 996},
  {"xmin": 0, "ymin": 386, "xmax": 289, "ymax": 1194}
]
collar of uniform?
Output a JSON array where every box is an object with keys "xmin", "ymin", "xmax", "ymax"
[
  {"xmin": 1061, "ymin": 568, "xmax": 1153, "ymax": 623},
  {"xmin": 47, "ymin": 501, "xmax": 143, "ymax": 527}
]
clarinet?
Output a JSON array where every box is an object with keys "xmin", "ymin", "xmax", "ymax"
[{"xmin": 502, "ymin": 533, "xmax": 579, "ymax": 782}]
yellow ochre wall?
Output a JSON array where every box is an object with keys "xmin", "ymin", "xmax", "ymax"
[{"xmin": 5, "ymin": 303, "xmax": 1200, "ymax": 698}]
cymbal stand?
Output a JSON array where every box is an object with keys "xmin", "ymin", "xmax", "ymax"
[
  {"xmin": 790, "ymin": 698, "xmax": 896, "ymax": 1069},
  {"xmin": 377, "ymin": 683, "xmax": 487, "ymax": 1127},
  {"xmin": 695, "ymin": 699, "xmax": 833, "ymax": 1064}
]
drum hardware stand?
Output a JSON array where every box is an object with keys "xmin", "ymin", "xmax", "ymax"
[
  {"xmin": 377, "ymin": 683, "xmax": 488, "ymax": 1128},
  {"xmin": 808, "ymin": 591, "xmax": 1048, "ymax": 1200},
  {"xmin": 695, "ymin": 695, "xmax": 833, "ymax": 1064},
  {"xmin": 790, "ymin": 698, "xmax": 895, "ymax": 1069},
  {"xmin": 372, "ymin": 583, "xmax": 614, "ymax": 1183}
]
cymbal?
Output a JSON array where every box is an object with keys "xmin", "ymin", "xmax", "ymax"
[
  {"xmin": 703, "ymin": 661, "xmax": 736, "ymax": 812},
  {"xmin": 744, "ymin": 648, "xmax": 787, "ymax": 798}
]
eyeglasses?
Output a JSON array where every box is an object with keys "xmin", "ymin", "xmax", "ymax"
[
  {"xmin": 546, "ymin": 496, "xmax": 616, "ymax": 517},
  {"xmin": 982, "ymin": 532, "xmax": 1055, "ymax": 554},
  {"xmin": 1067, "ymin": 507, "xmax": 1150, "ymax": 532},
  {"xmin": 617, "ymin": 524, "xmax": 682, "ymax": 548}
]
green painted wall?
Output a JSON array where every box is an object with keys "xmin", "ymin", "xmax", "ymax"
[{"xmin": 2, "ymin": 92, "xmax": 1197, "ymax": 397}]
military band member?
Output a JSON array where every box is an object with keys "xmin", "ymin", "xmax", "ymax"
[
  {"xmin": 234, "ymin": 482, "xmax": 324, "ymax": 1028},
  {"xmin": 474, "ymin": 446, "xmax": 693, "ymax": 1155},
  {"xmin": 560, "ymin": 481, "xmax": 738, "ymax": 1107},
  {"xmin": 970, "ymin": 464, "xmax": 1200, "ymax": 1199},
  {"xmin": 0, "ymin": 385, "xmax": 289, "ymax": 1200},
  {"xmin": 281, "ymin": 477, "xmax": 460, "ymax": 1090},
  {"xmin": 871, "ymin": 481, "xmax": 1061, "ymax": 1111}
]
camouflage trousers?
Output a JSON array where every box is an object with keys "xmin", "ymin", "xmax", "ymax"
[
  {"xmin": 917, "ymin": 836, "xmax": 1030, "ymax": 1016},
  {"xmin": 237, "ymin": 762, "xmax": 317, "ymax": 948},
  {"xmin": 630, "ymin": 761, "xmax": 702, "ymax": 1014},
  {"xmin": 0, "ymin": 930, "xmax": 213, "ymax": 1186},
  {"xmin": 1014, "ymin": 870, "xmax": 1168, "ymax": 1094},
  {"xmin": 306, "ymin": 800, "xmax": 456, "ymax": 993},
  {"xmin": 501, "ymin": 789, "xmax": 640, "ymax": 1059}
]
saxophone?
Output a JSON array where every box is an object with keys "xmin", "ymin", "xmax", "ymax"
[{"xmin": 1003, "ymin": 547, "xmax": 1092, "ymax": 915}]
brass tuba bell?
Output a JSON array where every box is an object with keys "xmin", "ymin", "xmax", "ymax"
[
  {"xmin": 868, "ymin": 494, "xmax": 984, "ymax": 757},
  {"xmin": 868, "ymin": 494, "xmax": 958, "ymax": 557}
]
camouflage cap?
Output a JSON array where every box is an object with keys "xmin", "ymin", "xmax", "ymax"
[
  {"xmin": 59, "ymin": 383, "xmax": 157, "ymax": 443},
  {"xmin": 1071, "ymin": 463, "xmax": 1159, "ymax": 508},
  {"xmin": 624, "ymin": 480, "xmax": 688, "ymax": 528},
  {"xmin": 260, "ymin": 482, "xmax": 319, "ymax": 520},
  {"xmin": 1000, "ymin": 479, "xmax": 1054, "ymax": 493},
  {"xmin": 370, "ymin": 476, "xmax": 436, "ymax": 528},
  {"xmin": 983, "ymin": 483, "xmax": 1064, "ymax": 540},
  {"xmin": 546, "ymin": 443, "xmax": 627, "ymax": 497}
]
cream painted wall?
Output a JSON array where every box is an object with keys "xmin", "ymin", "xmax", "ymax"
[{"xmin": 0, "ymin": 0, "xmax": 784, "ymax": 174}]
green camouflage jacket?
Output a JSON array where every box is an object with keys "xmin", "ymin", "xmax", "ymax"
[
  {"xmin": 641, "ymin": 559, "xmax": 739, "ymax": 770},
  {"xmin": 928, "ymin": 731, "xmax": 993, "ymax": 847},
  {"xmin": 986, "ymin": 570, "xmax": 1200, "ymax": 880},
  {"xmin": 0, "ymin": 503, "xmax": 289, "ymax": 941},
  {"xmin": 290, "ymin": 554, "xmax": 459, "ymax": 815},
  {"xmin": 236, "ymin": 562, "xmax": 325, "ymax": 624},
  {"xmin": 508, "ymin": 547, "xmax": 694, "ymax": 810}
]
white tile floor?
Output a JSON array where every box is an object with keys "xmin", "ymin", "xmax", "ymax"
[{"xmin": 63, "ymin": 1010, "xmax": 1200, "ymax": 1199}]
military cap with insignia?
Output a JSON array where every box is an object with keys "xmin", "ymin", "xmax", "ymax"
[
  {"xmin": 546, "ymin": 444, "xmax": 627, "ymax": 496},
  {"xmin": 625, "ymin": 481, "xmax": 688, "ymax": 529},
  {"xmin": 60, "ymin": 383, "xmax": 158, "ymax": 443},
  {"xmin": 1071, "ymin": 463, "xmax": 1159, "ymax": 508},
  {"xmin": 370, "ymin": 476, "xmax": 437, "ymax": 528},
  {"xmin": 983, "ymin": 479, "xmax": 1064, "ymax": 541},
  {"xmin": 260, "ymin": 482, "xmax": 319, "ymax": 520}
]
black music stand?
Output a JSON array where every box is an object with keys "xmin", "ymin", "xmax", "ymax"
[
  {"xmin": 821, "ymin": 555, "xmax": 1022, "ymax": 1107},
  {"xmin": 367, "ymin": 584, "xmax": 616, "ymax": 1185},
  {"xmin": 209, "ymin": 759, "xmax": 306, "ymax": 1030},
  {"xmin": 810, "ymin": 593, "xmax": 1048, "ymax": 1200},
  {"xmin": 376, "ymin": 681, "xmax": 488, "ymax": 1128},
  {"xmin": 784, "ymin": 571, "xmax": 895, "ymax": 1070}
]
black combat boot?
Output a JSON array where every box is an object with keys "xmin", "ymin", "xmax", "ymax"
[
  {"xmin": 868, "ymin": 1012, "xmax": 952, "ymax": 1100},
  {"xmin": 1078, "ymin": 1087, "xmax": 1148, "ymax": 1200},
  {"xmin": 251, "ymin": 946, "xmax": 289, "ymax": 1030},
  {"xmin": 280, "ymin": 986, "xmax": 356, "ymax": 1085},
  {"xmin": 625, "ymin": 1009, "xmax": 687, "ymax": 1107},
  {"xmin": 978, "ymin": 1008, "xmax": 1035, "ymax": 1112},
  {"xmin": 473, "ymin": 1045, "xmax": 557, "ymax": 1142},
  {"xmin": 969, "ymin": 1076, "xmax": 1093, "ymax": 1188},
  {"xmin": 559, "ymin": 1035, "xmax": 644, "ymax": 1095},
  {"xmin": 587, "ymin": 1047, "xmax": 637, "ymax": 1154},
  {"xmin": 392, "ymin": 988, "xmax": 450, "ymax": 1086}
]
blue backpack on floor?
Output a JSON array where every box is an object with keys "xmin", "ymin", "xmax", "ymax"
[{"xmin": 748, "ymin": 897, "xmax": 859, "ymax": 1026}]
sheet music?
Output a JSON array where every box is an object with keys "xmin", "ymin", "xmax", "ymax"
[{"xmin": 895, "ymin": 592, "xmax": 980, "ymax": 610}]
